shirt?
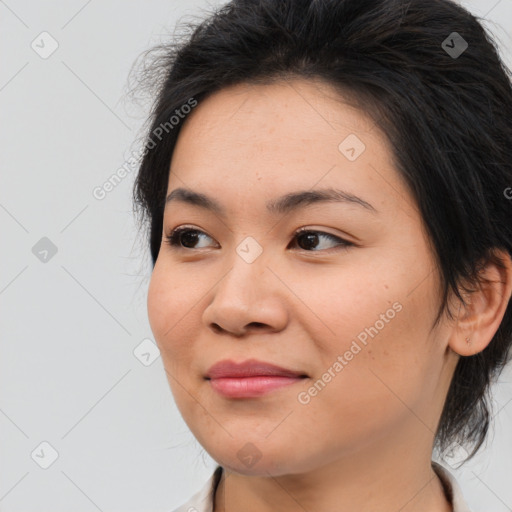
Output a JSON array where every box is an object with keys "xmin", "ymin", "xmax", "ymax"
[{"xmin": 170, "ymin": 461, "xmax": 473, "ymax": 512}]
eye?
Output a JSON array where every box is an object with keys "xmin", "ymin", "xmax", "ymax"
[
  {"xmin": 164, "ymin": 225, "xmax": 217, "ymax": 250},
  {"xmin": 163, "ymin": 226, "xmax": 354, "ymax": 252},
  {"xmin": 290, "ymin": 227, "xmax": 353, "ymax": 252}
]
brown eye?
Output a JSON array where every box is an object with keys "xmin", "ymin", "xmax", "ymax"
[
  {"xmin": 164, "ymin": 227, "xmax": 216, "ymax": 249},
  {"xmin": 164, "ymin": 226, "xmax": 353, "ymax": 253},
  {"xmin": 290, "ymin": 229, "xmax": 353, "ymax": 252}
]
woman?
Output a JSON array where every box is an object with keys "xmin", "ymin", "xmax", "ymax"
[{"xmin": 131, "ymin": 0, "xmax": 512, "ymax": 510}]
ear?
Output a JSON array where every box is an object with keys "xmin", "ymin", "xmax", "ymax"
[{"xmin": 447, "ymin": 249, "xmax": 512, "ymax": 357}]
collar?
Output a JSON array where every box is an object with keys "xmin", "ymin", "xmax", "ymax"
[
  {"xmin": 431, "ymin": 461, "xmax": 474, "ymax": 512},
  {"xmin": 172, "ymin": 461, "xmax": 473, "ymax": 512}
]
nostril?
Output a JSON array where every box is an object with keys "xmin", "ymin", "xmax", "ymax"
[
  {"xmin": 211, "ymin": 323, "xmax": 224, "ymax": 334},
  {"xmin": 248, "ymin": 322, "xmax": 266, "ymax": 329}
]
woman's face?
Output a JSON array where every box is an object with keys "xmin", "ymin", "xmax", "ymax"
[{"xmin": 147, "ymin": 79, "xmax": 459, "ymax": 476}]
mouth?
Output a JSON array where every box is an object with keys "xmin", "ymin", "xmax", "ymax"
[{"xmin": 205, "ymin": 358, "xmax": 308, "ymax": 398}]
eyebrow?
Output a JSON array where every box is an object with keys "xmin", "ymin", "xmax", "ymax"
[{"xmin": 164, "ymin": 186, "xmax": 378, "ymax": 216}]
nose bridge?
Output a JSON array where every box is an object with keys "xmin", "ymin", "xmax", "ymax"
[
  {"xmin": 202, "ymin": 236, "xmax": 288, "ymax": 334},
  {"xmin": 219, "ymin": 234, "xmax": 269, "ymax": 302}
]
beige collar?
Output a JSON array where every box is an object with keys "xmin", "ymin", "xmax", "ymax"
[{"xmin": 172, "ymin": 461, "xmax": 474, "ymax": 512}]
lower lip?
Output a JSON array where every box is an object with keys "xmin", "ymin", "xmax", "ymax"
[{"xmin": 208, "ymin": 376, "xmax": 305, "ymax": 398}]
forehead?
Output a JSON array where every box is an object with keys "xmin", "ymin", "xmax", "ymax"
[
  {"xmin": 167, "ymin": 79, "xmax": 406, "ymax": 217},
  {"xmin": 175, "ymin": 78, "xmax": 379, "ymax": 150}
]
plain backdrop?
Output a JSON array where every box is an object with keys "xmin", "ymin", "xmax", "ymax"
[{"xmin": 1, "ymin": 1, "xmax": 511, "ymax": 511}]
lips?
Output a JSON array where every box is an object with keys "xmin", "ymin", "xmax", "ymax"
[
  {"xmin": 205, "ymin": 358, "xmax": 308, "ymax": 379},
  {"xmin": 205, "ymin": 359, "xmax": 308, "ymax": 398}
]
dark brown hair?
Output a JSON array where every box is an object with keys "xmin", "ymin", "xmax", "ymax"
[{"xmin": 131, "ymin": 0, "xmax": 512, "ymax": 463}]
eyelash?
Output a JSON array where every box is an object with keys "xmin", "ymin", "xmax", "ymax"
[{"xmin": 163, "ymin": 225, "xmax": 354, "ymax": 253}]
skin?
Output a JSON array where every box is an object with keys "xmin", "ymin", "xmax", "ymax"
[{"xmin": 147, "ymin": 78, "xmax": 512, "ymax": 512}]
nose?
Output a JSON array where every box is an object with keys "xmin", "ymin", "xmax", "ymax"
[{"xmin": 201, "ymin": 250, "xmax": 289, "ymax": 337}]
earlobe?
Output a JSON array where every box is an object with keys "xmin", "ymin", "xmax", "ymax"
[{"xmin": 448, "ymin": 249, "xmax": 512, "ymax": 357}]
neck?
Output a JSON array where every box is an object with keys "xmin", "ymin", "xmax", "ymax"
[{"xmin": 213, "ymin": 431, "xmax": 452, "ymax": 512}]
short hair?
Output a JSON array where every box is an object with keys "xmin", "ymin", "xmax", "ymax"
[{"xmin": 131, "ymin": 0, "xmax": 512, "ymax": 463}]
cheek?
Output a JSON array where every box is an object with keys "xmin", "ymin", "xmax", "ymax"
[
  {"xmin": 292, "ymin": 315, "xmax": 434, "ymax": 457},
  {"xmin": 147, "ymin": 263, "xmax": 207, "ymax": 422},
  {"xmin": 291, "ymin": 257, "xmax": 399, "ymax": 355},
  {"xmin": 147, "ymin": 264, "xmax": 172, "ymax": 342},
  {"xmin": 299, "ymin": 256, "xmax": 441, "ymax": 423},
  {"xmin": 147, "ymin": 263, "xmax": 198, "ymax": 368}
]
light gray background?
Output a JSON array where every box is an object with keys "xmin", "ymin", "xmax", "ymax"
[{"xmin": 1, "ymin": 1, "xmax": 511, "ymax": 511}]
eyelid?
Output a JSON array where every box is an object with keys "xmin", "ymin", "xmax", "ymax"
[
  {"xmin": 165, "ymin": 224, "xmax": 219, "ymax": 248},
  {"xmin": 163, "ymin": 224, "xmax": 355, "ymax": 252},
  {"xmin": 294, "ymin": 225, "xmax": 353, "ymax": 241}
]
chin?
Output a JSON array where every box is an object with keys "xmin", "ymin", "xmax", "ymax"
[
  {"xmin": 200, "ymin": 436, "xmax": 319, "ymax": 477},
  {"xmin": 214, "ymin": 455, "xmax": 293, "ymax": 477}
]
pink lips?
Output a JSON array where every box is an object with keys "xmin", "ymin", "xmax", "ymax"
[{"xmin": 205, "ymin": 359, "xmax": 308, "ymax": 398}]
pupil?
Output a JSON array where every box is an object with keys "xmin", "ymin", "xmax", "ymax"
[
  {"xmin": 300, "ymin": 232, "xmax": 318, "ymax": 250},
  {"xmin": 179, "ymin": 231, "xmax": 321, "ymax": 250},
  {"xmin": 182, "ymin": 231, "xmax": 198, "ymax": 248}
]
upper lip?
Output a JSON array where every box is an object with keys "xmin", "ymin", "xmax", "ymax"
[{"xmin": 205, "ymin": 359, "xmax": 308, "ymax": 379}]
